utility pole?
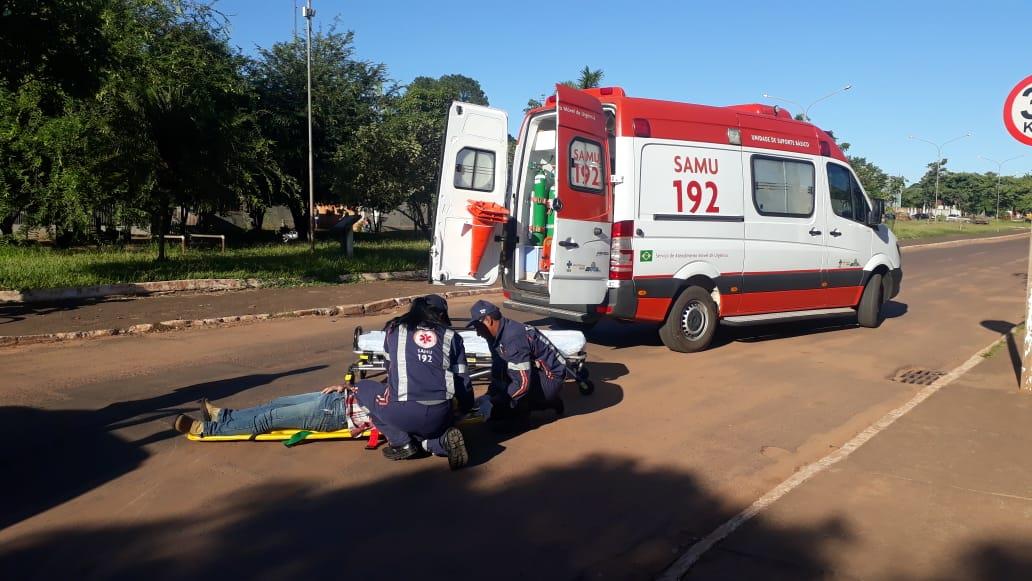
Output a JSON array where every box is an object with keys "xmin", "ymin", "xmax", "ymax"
[
  {"xmin": 304, "ymin": 0, "xmax": 315, "ymax": 251},
  {"xmin": 908, "ymin": 132, "xmax": 972, "ymax": 219},
  {"xmin": 977, "ymin": 154, "xmax": 1024, "ymax": 227},
  {"xmin": 762, "ymin": 84, "xmax": 851, "ymax": 122}
]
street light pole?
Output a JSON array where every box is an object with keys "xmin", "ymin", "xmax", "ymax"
[
  {"xmin": 908, "ymin": 132, "xmax": 972, "ymax": 219},
  {"xmin": 762, "ymin": 84, "xmax": 852, "ymax": 122},
  {"xmin": 978, "ymin": 154, "xmax": 1024, "ymax": 221},
  {"xmin": 304, "ymin": 0, "xmax": 315, "ymax": 251}
]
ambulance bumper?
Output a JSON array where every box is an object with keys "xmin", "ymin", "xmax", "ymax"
[{"xmin": 502, "ymin": 288, "xmax": 598, "ymax": 323}]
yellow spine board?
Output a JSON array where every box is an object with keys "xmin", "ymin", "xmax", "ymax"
[{"xmin": 185, "ymin": 415, "xmax": 484, "ymax": 442}]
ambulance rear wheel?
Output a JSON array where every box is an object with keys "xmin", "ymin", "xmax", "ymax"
[
  {"xmin": 659, "ymin": 286, "xmax": 718, "ymax": 353},
  {"xmin": 856, "ymin": 273, "xmax": 885, "ymax": 328}
]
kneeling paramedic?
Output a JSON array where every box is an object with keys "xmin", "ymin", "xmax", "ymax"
[
  {"xmin": 355, "ymin": 295, "xmax": 474, "ymax": 470},
  {"xmin": 468, "ymin": 300, "xmax": 565, "ymax": 419}
]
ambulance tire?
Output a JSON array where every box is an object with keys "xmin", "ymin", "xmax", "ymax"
[
  {"xmin": 659, "ymin": 286, "xmax": 718, "ymax": 353},
  {"xmin": 857, "ymin": 273, "xmax": 885, "ymax": 328}
]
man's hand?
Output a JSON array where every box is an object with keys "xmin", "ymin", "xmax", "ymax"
[{"xmin": 321, "ymin": 384, "xmax": 346, "ymax": 394}]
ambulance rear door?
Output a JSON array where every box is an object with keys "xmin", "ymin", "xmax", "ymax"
[
  {"xmin": 549, "ymin": 85, "xmax": 612, "ymax": 305},
  {"xmin": 430, "ymin": 102, "xmax": 509, "ymax": 286}
]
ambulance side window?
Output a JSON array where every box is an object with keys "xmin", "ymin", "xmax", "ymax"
[
  {"xmin": 454, "ymin": 147, "xmax": 496, "ymax": 192},
  {"xmin": 751, "ymin": 156, "xmax": 815, "ymax": 217},
  {"xmin": 828, "ymin": 163, "xmax": 870, "ymax": 223}
]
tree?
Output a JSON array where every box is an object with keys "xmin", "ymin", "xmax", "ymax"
[
  {"xmin": 848, "ymin": 156, "xmax": 890, "ymax": 200},
  {"xmin": 525, "ymin": 66, "xmax": 606, "ymax": 112},
  {"xmin": 96, "ymin": 1, "xmax": 280, "ymax": 260},
  {"xmin": 371, "ymin": 74, "xmax": 491, "ymax": 237},
  {"xmin": 250, "ymin": 28, "xmax": 390, "ymax": 243}
]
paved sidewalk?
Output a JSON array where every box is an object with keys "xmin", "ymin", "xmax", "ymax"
[
  {"xmin": 687, "ymin": 336, "xmax": 1032, "ymax": 580},
  {"xmin": 0, "ymin": 280, "xmax": 481, "ymax": 337}
]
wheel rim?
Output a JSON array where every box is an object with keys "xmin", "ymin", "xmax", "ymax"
[{"xmin": 679, "ymin": 300, "xmax": 708, "ymax": 340}]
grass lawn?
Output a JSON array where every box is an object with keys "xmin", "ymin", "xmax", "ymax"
[
  {"xmin": 0, "ymin": 234, "xmax": 429, "ymax": 291},
  {"xmin": 889, "ymin": 219, "xmax": 1029, "ymax": 242}
]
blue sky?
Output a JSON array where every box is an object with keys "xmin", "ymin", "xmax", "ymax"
[{"xmin": 217, "ymin": 0, "xmax": 1030, "ymax": 184}]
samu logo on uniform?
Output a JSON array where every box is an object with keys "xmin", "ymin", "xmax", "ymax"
[{"xmin": 414, "ymin": 331, "xmax": 438, "ymax": 349}]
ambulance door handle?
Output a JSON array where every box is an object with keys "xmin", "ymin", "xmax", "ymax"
[
  {"xmin": 558, "ymin": 239, "xmax": 579, "ymax": 249},
  {"xmin": 830, "ymin": 229, "xmax": 842, "ymax": 237},
  {"xmin": 809, "ymin": 227, "xmax": 822, "ymax": 236}
]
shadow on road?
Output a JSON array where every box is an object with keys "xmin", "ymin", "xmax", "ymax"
[
  {"xmin": 980, "ymin": 320, "xmax": 1021, "ymax": 386},
  {"xmin": 0, "ymin": 454, "xmax": 851, "ymax": 581},
  {"xmin": 465, "ymin": 361, "xmax": 628, "ymax": 467},
  {"xmin": 0, "ymin": 365, "xmax": 326, "ymax": 531},
  {"xmin": 0, "ymin": 296, "xmax": 138, "ymax": 327}
]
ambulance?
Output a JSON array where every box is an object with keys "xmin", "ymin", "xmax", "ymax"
[{"xmin": 430, "ymin": 85, "xmax": 902, "ymax": 352}]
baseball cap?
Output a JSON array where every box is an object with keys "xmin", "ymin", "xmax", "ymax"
[{"xmin": 466, "ymin": 299, "xmax": 501, "ymax": 327}]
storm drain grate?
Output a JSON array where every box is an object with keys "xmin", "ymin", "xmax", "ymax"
[{"xmin": 891, "ymin": 367, "xmax": 946, "ymax": 385}]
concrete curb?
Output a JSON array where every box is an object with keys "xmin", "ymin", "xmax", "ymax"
[
  {"xmin": 901, "ymin": 231, "xmax": 1029, "ymax": 251},
  {"xmin": 0, "ymin": 270, "xmax": 428, "ymax": 305},
  {"xmin": 0, "ymin": 278, "xmax": 262, "ymax": 304},
  {"xmin": 0, "ymin": 287, "xmax": 501, "ymax": 348}
]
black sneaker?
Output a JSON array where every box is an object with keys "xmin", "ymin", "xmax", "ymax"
[
  {"xmin": 443, "ymin": 427, "xmax": 468, "ymax": 471},
  {"xmin": 382, "ymin": 442, "xmax": 420, "ymax": 461}
]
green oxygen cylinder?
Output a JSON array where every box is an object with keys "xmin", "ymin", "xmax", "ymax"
[
  {"xmin": 545, "ymin": 184, "xmax": 556, "ymax": 240},
  {"xmin": 530, "ymin": 172, "xmax": 548, "ymax": 245}
]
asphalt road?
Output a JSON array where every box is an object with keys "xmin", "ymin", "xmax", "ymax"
[{"xmin": 0, "ymin": 236, "xmax": 1027, "ymax": 580}]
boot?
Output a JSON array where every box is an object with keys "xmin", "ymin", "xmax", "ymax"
[
  {"xmin": 199, "ymin": 398, "xmax": 221, "ymax": 422},
  {"xmin": 173, "ymin": 414, "xmax": 203, "ymax": 436},
  {"xmin": 382, "ymin": 441, "xmax": 421, "ymax": 461},
  {"xmin": 442, "ymin": 427, "xmax": 469, "ymax": 471}
]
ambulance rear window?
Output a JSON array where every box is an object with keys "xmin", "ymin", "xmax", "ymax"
[
  {"xmin": 454, "ymin": 147, "xmax": 496, "ymax": 192},
  {"xmin": 751, "ymin": 156, "xmax": 815, "ymax": 218}
]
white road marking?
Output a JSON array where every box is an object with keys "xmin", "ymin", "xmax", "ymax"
[{"xmin": 658, "ymin": 336, "xmax": 1002, "ymax": 580}]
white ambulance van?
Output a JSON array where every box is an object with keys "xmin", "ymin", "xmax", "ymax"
[{"xmin": 430, "ymin": 85, "xmax": 902, "ymax": 352}]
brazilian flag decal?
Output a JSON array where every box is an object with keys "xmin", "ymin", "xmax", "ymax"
[{"xmin": 639, "ymin": 250, "xmax": 653, "ymax": 262}]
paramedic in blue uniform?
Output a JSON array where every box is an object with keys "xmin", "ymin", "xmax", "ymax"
[
  {"xmin": 355, "ymin": 295, "xmax": 474, "ymax": 470},
  {"xmin": 468, "ymin": 300, "xmax": 566, "ymax": 418}
]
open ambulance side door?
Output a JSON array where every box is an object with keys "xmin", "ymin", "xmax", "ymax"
[
  {"xmin": 549, "ymin": 85, "xmax": 612, "ymax": 305},
  {"xmin": 430, "ymin": 102, "xmax": 509, "ymax": 286}
]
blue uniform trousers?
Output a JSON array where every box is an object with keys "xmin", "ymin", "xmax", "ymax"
[
  {"xmin": 355, "ymin": 379, "xmax": 453, "ymax": 455},
  {"xmin": 490, "ymin": 369, "xmax": 563, "ymax": 416}
]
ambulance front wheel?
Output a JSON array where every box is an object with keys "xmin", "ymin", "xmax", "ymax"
[
  {"xmin": 856, "ymin": 272, "xmax": 885, "ymax": 328},
  {"xmin": 659, "ymin": 286, "xmax": 718, "ymax": 353}
]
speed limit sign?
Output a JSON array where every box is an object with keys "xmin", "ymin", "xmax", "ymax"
[{"xmin": 1004, "ymin": 74, "xmax": 1032, "ymax": 146}]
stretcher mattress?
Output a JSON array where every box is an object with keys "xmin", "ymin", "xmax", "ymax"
[{"xmin": 356, "ymin": 329, "xmax": 586, "ymax": 357}]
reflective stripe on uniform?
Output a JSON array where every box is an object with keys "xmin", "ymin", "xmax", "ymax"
[
  {"xmin": 396, "ymin": 325, "xmax": 410, "ymax": 401},
  {"xmin": 442, "ymin": 329, "xmax": 455, "ymax": 399},
  {"xmin": 508, "ymin": 360, "xmax": 531, "ymax": 371},
  {"xmin": 450, "ymin": 364, "xmax": 467, "ymax": 374}
]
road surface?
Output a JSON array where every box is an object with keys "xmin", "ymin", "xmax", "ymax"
[{"xmin": 0, "ymin": 237, "xmax": 1026, "ymax": 580}]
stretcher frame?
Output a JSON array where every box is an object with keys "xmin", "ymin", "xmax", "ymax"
[{"xmin": 349, "ymin": 325, "xmax": 595, "ymax": 395}]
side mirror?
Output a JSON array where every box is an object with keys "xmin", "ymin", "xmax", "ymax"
[{"xmin": 868, "ymin": 199, "xmax": 885, "ymax": 227}]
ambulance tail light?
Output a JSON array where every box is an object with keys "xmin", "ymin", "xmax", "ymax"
[{"xmin": 609, "ymin": 220, "xmax": 635, "ymax": 280}]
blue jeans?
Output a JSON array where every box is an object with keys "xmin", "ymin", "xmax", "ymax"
[{"xmin": 203, "ymin": 392, "xmax": 346, "ymax": 436}]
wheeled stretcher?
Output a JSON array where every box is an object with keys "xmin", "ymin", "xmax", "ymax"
[{"xmin": 350, "ymin": 326, "xmax": 595, "ymax": 395}]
